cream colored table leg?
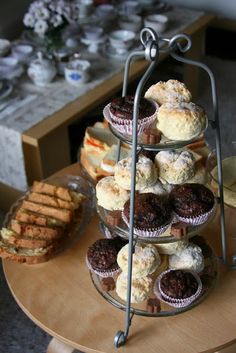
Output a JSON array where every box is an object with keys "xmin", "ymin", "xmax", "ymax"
[{"xmin": 47, "ymin": 338, "xmax": 76, "ymax": 353}]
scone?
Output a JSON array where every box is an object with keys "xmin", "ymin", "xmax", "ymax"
[
  {"xmin": 96, "ymin": 176, "xmax": 130, "ymax": 210},
  {"xmin": 117, "ymin": 242, "xmax": 161, "ymax": 278},
  {"xmin": 114, "ymin": 155, "xmax": 157, "ymax": 190},
  {"xmin": 156, "ymin": 239, "xmax": 188, "ymax": 255},
  {"xmin": 187, "ymin": 162, "xmax": 207, "ymax": 185},
  {"xmin": 140, "ymin": 179, "xmax": 171, "ymax": 195},
  {"xmin": 144, "ymin": 79, "xmax": 192, "ymax": 106},
  {"xmin": 116, "ymin": 273, "xmax": 152, "ymax": 303},
  {"xmin": 155, "ymin": 150, "xmax": 195, "ymax": 184},
  {"xmin": 157, "ymin": 102, "xmax": 206, "ymax": 141},
  {"xmin": 169, "ymin": 243, "xmax": 205, "ymax": 273}
]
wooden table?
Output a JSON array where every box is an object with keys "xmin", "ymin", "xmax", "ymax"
[
  {"xmin": 2, "ymin": 163, "xmax": 236, "ymax": 353},
  {"xmin": 0, "ymin": 12, "xmax": 214, "ymax": 211}
]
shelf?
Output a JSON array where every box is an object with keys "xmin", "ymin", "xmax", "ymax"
[
  {"xmin": 97, "ymin": 203, "xmax": 218, "ymax": 244},
  {"xmin": 90, "ymin": 244, "xmax": 219, "ymax": 317},
  {"xmin": 108, "ymin": 119, "xmax": 208, "ymax": 151}
]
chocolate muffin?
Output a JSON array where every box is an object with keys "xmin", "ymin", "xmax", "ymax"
[
  {"xmin": 123, "ymin": 193, "xmax": 172, "ymax": 230},
  {"xmin": 86, "ymin": 238, "xmax": 126, "ymax": 277},
  {"xmin": 110, "ymin": 95, "xmax": 156, "ymax": 121},
  {"xmin": 160, "ymin": 269, "xmax": 198, "ymax": 300},
  {"xmin": 170, "ymin": 183, "xmax": 214, "ymax": 218}
]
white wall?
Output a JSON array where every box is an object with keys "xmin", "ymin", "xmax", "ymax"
[
  {"xmin": 164, "ymin": 0, "xmax": 236, "ymax": 20},
  {"xmin": 0, "ymin": 0, "xmax": 32, "ymax": 39}
]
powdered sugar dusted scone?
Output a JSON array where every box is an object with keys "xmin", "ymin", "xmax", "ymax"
[
  {"xmin": 169, "ymin": 243, "xmax": 205, "ymax": 273},
  {"xmin": 114, "ymin": 155, "xmax": 157, "ymax": 190},
  {"xmin": 187, "ymin": 163, "xmax": 207, "ymax": 185},
  {"xmin": 144, "ymin": 79, "xmax": 192, "ymax": 106},
  {"xmin": 157, "ymin": 102, "xmax": 206, "ymax": 141},
  {"xmin": 140, "ymin": 179, "xmax": 171, "ymax": 195},
  {"xmin": 117, "ymin": 243, "xmax": 161, "ymax": 278},
  {"xmin": 96, "ymin": 176, "xmax": 129, "ymax": 210},
  {"xmin": 155, "ymin": 150, "xmax": 195, "ymax": 184},
  {"xmin": 156, "ymin": 239, "xmax": 188, "ymax": 255},
  {"xmin": 116, "ymin": 273, "xmax": 152, "ymax": 303}
]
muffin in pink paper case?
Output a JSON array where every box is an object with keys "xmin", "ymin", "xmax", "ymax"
[
  {"xmin": 122, "ymin": 192, "xmax": 174, "ymax": 238},
  {"xmin": 103, "ymin": 95, "xmax": 158, "ymax": 136},
  {"xmin": 154, "ymin": 269, "xmax": 202, "ymax": 308},
  {"xmin": 169, "ymin": 183, "xmax": 216, "ymax": 226},
  {"xmin": 86, "ymin": 238, "xmax": 126, "ymax": 278}
]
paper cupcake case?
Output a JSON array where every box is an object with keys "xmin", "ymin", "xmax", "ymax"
[
  {"xmin": 103, "ymin": 103, "xmax": 158, "ymax": 136},
  {"xmin": 122, "ymin": 212, "xmax": 174, "ymax": 238},
  {"xmin": 86, "ymin": 256, "xmax": 120, "ymax": 278},
  {"xmin": 154, "ymin": 269, "xmax": 203, "ymax": 308},
  {"xmin": 174, "ymin": 203, "xmax": 216, "ymax": 226}
]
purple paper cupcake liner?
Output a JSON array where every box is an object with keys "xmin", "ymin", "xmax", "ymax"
[
  {"xmin": 103, "ymin": 103, "xmax": 158, "ymax": 136},
  {"xmin": 154, "ymin": 269, "xmax": 202, "ymax": 308},
  {"xmin": 122, "ymin": 212, "xmax": 174, "ymax": 238},
  {"xmin": 85, "ymin": 256, "xmax": 120, "ymax": 278},
  {"xmin": 174, "ymin": 203, "xmax": 216, "ymax": 226}
]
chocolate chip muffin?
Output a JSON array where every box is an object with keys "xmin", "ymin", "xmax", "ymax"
[
  {"xmin": 123, "ymin": 193, "xmax": 173, "ymax": 237},
  {"xmin": 110, "ymin": 95, "xmax": 156, "ymax": 121},
  {"xmin": 86, "ymin": 238, "xmax": 125, "ymax": 277},
  {"xmin": 103, "ymin": 95, "xmax": 158, "ymax": 136},
  {"xmin": 170, "ymin": 183, "xmax": 215, "ymax": 224},
  {"xmin": 160, "ymin": 269, "xmax": 198, "ymax": 300}
]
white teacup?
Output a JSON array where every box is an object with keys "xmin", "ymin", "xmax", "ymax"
[
  {"xmin": 120, "ymin": 0, "xmax": 140, "ymax": 16},
  {"xmin": 96, "ymin": 4, "xmax": 116, "ymax": 20},
  {"xmin": 12, "ymin": 44, "xmax": 33, "ymax": 62},
  {"xmin": 65, "ymin": 59, "xmax": 91, "ymax": 86},
  {"xmin": 109, "ymin": 29, "xmax": 136, "ymax": 54},
  {"xmin": 118, "ymin": 15, "xmax": 142, "ymax": 32},
  {"xmin": 144, "ymin": 14, "xmax": 168, "ymax": 35},
  {"xmin": 83, "ymin": 26, "xmax": 104, "ymax": 41}
]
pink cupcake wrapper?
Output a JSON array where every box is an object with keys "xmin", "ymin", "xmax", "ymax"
[
  {"xmin": 85, "ymin": 256, "xmax": 120, "ymax": 278},
  {"xmin": 154, "ymin": 269, "xmax": 202, "ymax": 307},
  {"xmin": 174, "ymin": 203, "xmax": 216, "ymax": 226},
  {"xmin": 154, "ymin": 286, "xmax": 199, "ymax": 308},
  {"xmin": 103, "ymin": 103, "xmax": 158, "ymax": 136},
  {"xmin": 122, "ymin": 212, "xmax": 174, "ymax": 238}
]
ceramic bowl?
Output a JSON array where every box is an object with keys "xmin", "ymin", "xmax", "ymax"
[
  {"xmin": 0, "ymin": 39, "xmax": 11, "ymax": 57},
  {"xmin": 65, "ymin": 59, "xmax": 91, "ymax": 86},
  {"xmin": 144, "ymin": 14, "xmax": 168, "ymax": 35},
  {"xmin": 0, "ymin": 56, "xmax": 23, "ymax": 79},
  {"xmin": 109, "ymin": 30, "xmax": 136, "ymax": 54},
  {"xmin": 96, "ymin": 4, "xmax": 116, "ymax": 20},
  {"xmin": 119, "ymin": 0, "xmax": 140, "ymax": 16},
  {"xmin": 118, "ymin": 15, "xmax": 142, "ymax": 32},
  {"xmin": 11, "ymin": 44, "xmax": 33, "ymax": 62},
  {"xmin": 83, "ymin": 26, "xmax": 104, "ymax": 41}
]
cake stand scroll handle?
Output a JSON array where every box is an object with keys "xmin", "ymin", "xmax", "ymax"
[
  {"xmin": 115, "ymin": 27, "xmax": 159, "ymax": 163},
  {"xmin": 167, "ymin": 33, "xmax": 227, "ymax": 266},
  {"xmin": 114, "ymin": 28, "xmax": 159, "ymax": 348}
]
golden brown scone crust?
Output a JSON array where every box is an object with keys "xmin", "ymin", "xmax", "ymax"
[
  {"xmin": 157, "ymin": 102, "xmax": 206, "ymax": 141},
  {"xmin": 145, "ymin": 79, "xmax": 192, "ymax": 105}
]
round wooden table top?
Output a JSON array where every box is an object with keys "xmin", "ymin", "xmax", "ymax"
[{"xmin": 3, "ymin": 164, "xmax": 236, "ymax": 353}]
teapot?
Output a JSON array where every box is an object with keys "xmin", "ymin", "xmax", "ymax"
[{"xmin": 27, "ymin": 52, "xmax": 56, "ymax": 87}]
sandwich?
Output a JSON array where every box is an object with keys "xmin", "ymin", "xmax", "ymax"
[
  {"xmin": 0, "ymin": 180, "xmax": 85, "ymax": 264},
  {"xmin": 80, "ymin": 121, "xmax": 131, "ymax": 181}
]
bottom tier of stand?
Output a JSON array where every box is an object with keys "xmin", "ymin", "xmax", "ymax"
[{"xmin": 89, "ymin": 242, "xmax": 218, "ymax": 317}]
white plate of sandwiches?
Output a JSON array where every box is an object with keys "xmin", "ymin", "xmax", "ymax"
[{"xmin": 0, "ymin": 175, "xmax": 95, "ymax": 264}]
